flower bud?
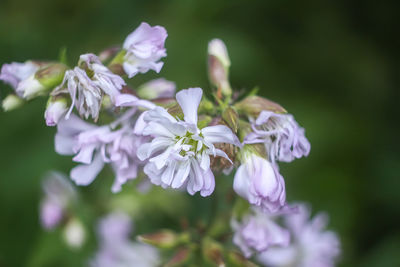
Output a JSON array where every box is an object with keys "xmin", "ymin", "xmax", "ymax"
[
  {"xmin": 63, "ymin": 218, "xmax": 86, "ymax": 249},
  {"xmin": 137, "ymin": 78, "xmax": 176, "ymax": 100},
  {"xmin": 17, "ymin": 63, "xmax": 68, "ymax": 100},
  {"xmin": 208, "ymin": 39, "xmax": 232, "ymax": 97},
  {"xmin": 222, "ymin": 107, "xmax": 239, "ymax": 133},
  {"xmin": 227, "ymin": 251, "xmax": 258, "ymax": 267},
  {"xmin": 138, "ymin": 230, "xmax": 189, "ymax": 249},
  {"xmin": 2, "ymin": 94, "xmax": 24, "ymax": 111},
  {"xmin": 44, "ymin": 97, "xmax": 68, "ymax": 126},
  {"xmin": 234, "ymin": 95, "xmax": 287, "ymax": 117},
  {"xmin": 202, "ymin": 237, "xmax": 225, "ymax": 267},
  {"xmin": 165, "ymin": 247, "xmax": 192, "ymax": 267}
]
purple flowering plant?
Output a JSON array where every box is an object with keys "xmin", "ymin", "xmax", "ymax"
[{"xmin": 1, "ymin": 22, "xmax": 340, "ymax": 266}]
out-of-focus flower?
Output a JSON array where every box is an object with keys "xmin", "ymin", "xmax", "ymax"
[
  {"xmin": 52, "ymin": 53, "xmax": 125, "ymax": 121},
  {"xmin": 63, "ymin": 218, "xmax": 86, "ymax": 249},
  {"xmin": 232, "ymin": 208, "xmax": 290, "ymax": 258},
  {"xmin": 91, "ymin": 212, "xmax": 160, "ymax": 267},
  {"xmin": 137, "ymin": 88, "xmax": 241, "ymax": 196},
  {"xmin": 122, "ymin": 22, "xmax": 167, "ymax": 78},
  {"xmin": 233, "ymin": 148, "xmax": 286, "ymax": 213},
  {"xmin": 45, "ymin": 97, "xmax": 68, "ymax": 126},
  {"xmin": 257, "ymin": 204, "xmax": 341, "ymax": 267},
  {"xmin": 245, "ymin": 110, "xmax": 310, "ymax": 163},
  {"xmin": 136, "ymin": 78, "xmax": 176, "ymax": 100},
  {"xmin": 55, "ymin": 113, "xmax": 146, "ymax": 192},
  {"xmin": 39, "ymin": 171, "xmax": 76, "ymax": 230},
  {"xmin": 0, "ymin": 61, "xmax": 39, "ymax": 89},
  {"xmin": 2, "ymin": 94, "xmax": 24, "ymax": 111}
]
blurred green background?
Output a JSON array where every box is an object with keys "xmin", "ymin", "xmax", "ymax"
[{"xmin": 0, "ymin": 0, "xmax": 399, "ymax": 266}]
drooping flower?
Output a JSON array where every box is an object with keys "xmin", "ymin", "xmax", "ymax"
[
  {"xmin": 39, "ymin": 171, "xmax": 76, "ymax": 230},
  {"xmin": 91, "ymin": 212, "xmax": 160, "ymax": 267},
  {"xmin": 137, "ymin": 87, "xmax": 241, "ymax": 196},
  {"xmin": 245, "ymin": 110, "xmax": 310, "ymax": 163},
  {"xmin": 55, "ymin": 113, "xmax": 146, "ymax": 192},
  {"xmin": 52, "ymin": 53, "xmax": 126, "ymax": 121},
  {"xmin": 257, "ymin": 204, "xmax": 340, "ymax": 267},
  {"xmin": 45, "ymin": 97, "xmax": 69, "ymax": 126},
  {"xmin": 122, "ymin": 22, "xmax": 167, "ymax": 78},
  {"xmin": 233, "ymin": 149, "xmax": 286, "ymax": 213},
  {"xmin": 232, "ymin": 207, "xmax": 291, "ymax": 258}
]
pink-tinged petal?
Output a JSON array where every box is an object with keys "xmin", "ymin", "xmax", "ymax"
[
  {"xmin": 40, "ymin": 199, "xmax": 63, "ymax": 230},
  {"xmin": 202, "ymin": 125, "xmax": 242, "ymax": 147},
  {"xmin": 176, "ymin": 87, "xmax": 202, "ymax": 125},
  {"xmin": 70, "ymin": 153, "xmax": 104, "ymax": 186}
]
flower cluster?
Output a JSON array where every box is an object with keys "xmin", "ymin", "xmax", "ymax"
[{"xmin": 1, "ymin": 21, "xmax": 340, "ymax": 266}]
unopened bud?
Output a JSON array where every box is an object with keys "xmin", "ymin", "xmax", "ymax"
[
  {"xmin": 35, "ymin": 63, "xmax": 68, "ymax": 89},
  {"xmin": 202, "ymin": 237, "xmax": 225, "ymax": 267},
  {"xmin": 209, "ymin": 39, "xmax": 230, "ymax": 70},
  {"xmin": 45, "ymin": 97, "xmax": 68, "ymax": 126},
  {"xmin": 165, "ymin": 247, "xmax": 192, "ymax": 267},
  {"xmin": 63, "ymin": 219, "xmax": 86, "ymax": 249},
  {"xmin": 16, "ymin": 63, "xmax": 68, "ymax": 100},
  {"xmin": 2, "ymin": 94, "xmax": 24, "ymax": 111},
  {"xmin": 208, "ymin": 39, "xmax": 232, "ymax": 97},
  {"xmin": 138, "ymin": 230, "xmax": 189, "ymax": 249},
  {"xmin": 227, "ymin": 251, "xmax": 258, "ymax": 267},
  {"xmin": 137, "ymin": 78, "xmax": 176, "ymax": 100},
  {"xmin": 222, "ymin": 107, "xmax": 239, "ymax": 133},
  {"xmin": 234, "ymin": 95, "xmax": 287, "ymax": 117}
]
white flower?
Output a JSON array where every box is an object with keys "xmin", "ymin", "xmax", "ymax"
[{"xmin": 137, "ymin": 87, "xmax": 241, "ymax": 196}]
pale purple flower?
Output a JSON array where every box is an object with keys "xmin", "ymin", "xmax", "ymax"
[
  {"xmin": 40, "ymin": 199, "xmax": 64, "ymax": 230},
  {"xmin": 39, "ymin": 171, "xmax": 76, "ymax": 230},
  {"xmin": 122, "ymin": 22, "xmax": 167, "ymax": 78},
  {"xmin": 136, "ymin": 88, "xmax": 241, "ymax": 196},
  {"xmin": 233, "ymin": 151, "xmax": 286, "ymax": 213},
  {"xmin": 136, "ymin": 78, "xmax": 176, "ymax": 99},
  {"xmin": 45, "ymin": 97, "xmax": 68, "ymax": 126},
  {"xmin": 53, "ymin": 53, "xmax": 125, "ymax": 121},
  {"xmin": 55, "ymin": 113, "xmax": 146, "ymax": 192},
  {"xmin": 245, "ymin": 111, "xmax": 310, "ymax": 163},
  {"xmin": 232, "ymin": 208, "xmax": 290, "ymax": 258},
  {"xmin": 0, "ymin": 61, "xmax": 39, "ymax": 90},
  {"xmin": 0, "ymin": 61, "xmax": 48, "ymax": 99},
  {"xmin": 91, "ymin": 212, "xmax": 160, "ymax": 267},
  {"xmin": 257, "ymin": 204, "xmax": 341, "ymax": 267}
]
